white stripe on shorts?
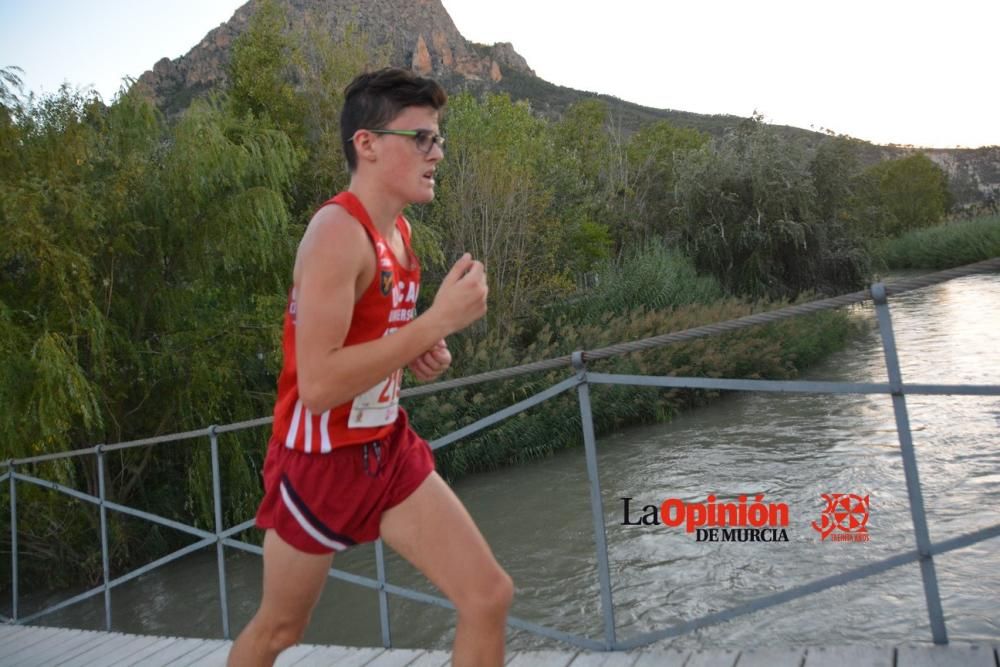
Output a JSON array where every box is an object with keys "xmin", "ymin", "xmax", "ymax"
[{"xmin": 279, "ymin": 480, "xmax": 348, "ymax": 551}]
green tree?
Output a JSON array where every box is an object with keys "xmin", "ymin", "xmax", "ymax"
[
  {"xmin": 227, "ymin": 0, "xmax": 304, "ymax": 142},
  {"xmin": 671, "ymin": 116, "xmax": 870, "ymax": 297},
  {"xmin": 865, "ymin": 153, "xmax": 951, "ymax": 235},
  {"xmin": 626, "ymin": 120, "xmax": 708, "ymax": 238},
  {"xmin": 0, "ymin": 83, "xmax": 300, "ymax": 589}
]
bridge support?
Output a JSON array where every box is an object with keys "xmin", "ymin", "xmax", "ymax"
[
  {"xmin": 573, "ymin": 351, "xmax": 617, "ymax": 650},
  {"xmin": 871, "ymin": 282, "xmax": 948, "ymax": 645}
]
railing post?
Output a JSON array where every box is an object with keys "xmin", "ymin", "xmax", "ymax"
[
  {"xmin": 573, "ymin": 351, "xmax": 617, "ymax": 650},
  {"xmin": 8, "ymin": 460, "xmax": 17, "ymax": 623},
  {"xmin": 209, "ymin": 426, "xmax": 231, "ymax": 640},
  {"xmin": 871, "ymin": 282, "xmax": 948, "ymax": 645},
  {"xmin": 375, "ymin": 538, "xmax": 392, "ymax": 648},
  {"xmin": 97, "ymin": 446, "xmax": 112, "ymax": 631}
]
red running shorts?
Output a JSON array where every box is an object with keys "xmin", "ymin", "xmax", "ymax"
[{"xmin": 255, "ymin": 409, "xmax": 435, "ymax": 554}]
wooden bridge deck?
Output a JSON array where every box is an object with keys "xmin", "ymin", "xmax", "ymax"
[{"xmin": 0, "ymin": 624, "xmax": 996, "ymax": 666}]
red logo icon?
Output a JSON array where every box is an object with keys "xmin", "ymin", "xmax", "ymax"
[{"xmin": 812, "ymin": 493, "xmax": 870, "ymax": 542}]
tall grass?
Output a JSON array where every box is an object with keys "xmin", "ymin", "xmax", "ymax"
[
  {"xmin": 556, "ymin": 243, "xmax": 725, "ymax": 321},
  {"xmin": 406, "ymin": 245, "xmax": 857, "ymax": 479},
  {"xmin": 880, "ymin": 214, "xmax": 1000, "ymax": 269}
]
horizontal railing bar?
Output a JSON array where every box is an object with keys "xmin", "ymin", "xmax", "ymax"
[
  {"xmin": 13, "ymin": 473, "xmax": 102, "ymax": 506},
  {"xmin": 213, "ymin": 417, "xmax": 273, "ymax": 434},
  {"xmin": 591, "ymin": 375, "xmax": 892, "ymax": 394},
  {"xmin": 106, "ymin": 538, "xmax": 215, "ymax": 591},
  {"xmin": 401, "ymin": 355, "xmax": 574, "ymax": 398},
  {"xmin": 0, "ymin": 472, "xmax": 8, "ymax": 484},
  {"xmin": 620, "ymin": 522, "xmax": 1000, "ymax": 649},
  {"xmin": 430, "ymin": 375, "xmax": 581, "ymax": 451},
  {"xmin": 588, "ymin": 374, "xmax": 1000, "ymax": 397},
  {"xmin": 103, "ymin": 427, "xmax": 214, "ymax": 453},
  {"xmin": 102, "ymin": 500, "xmax": 215, "ymax": 541},
  {"xmin": 7, "ymin": 447, "xmax": 99, "ymax": 466}
]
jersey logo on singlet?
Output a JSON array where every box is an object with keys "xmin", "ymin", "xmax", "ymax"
[{"xmin": 380, "ymin": 271, "xmax": 393, "ymax": 296}]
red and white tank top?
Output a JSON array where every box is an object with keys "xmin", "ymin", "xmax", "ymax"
[{"xmin": 271, "ymin": 192, "xmax": 421, "ymax": 452}]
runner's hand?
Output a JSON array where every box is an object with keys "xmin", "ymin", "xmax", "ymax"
[
  {"xmin": 409, "ymin": 339, "xmax": 451, "ymax": 382},
  {"xmin": 430, "ymin": 253, "xmax": 488, "ymax": 334}
]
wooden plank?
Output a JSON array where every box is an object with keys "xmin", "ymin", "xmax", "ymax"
[
  {"xmin": 629, "ymin": 649, "xmax": 690, "ymax": 667},
  {"xmin": 506, "ymin": 650, "xmax": 579, "ymax": 667},
  {"xmin": 182, "ymin": 642, "xmax": 230, "ymax": 666},
  {"xmin": 272, "ymin": 644, "xmax": 320, "ymax": 666},
  {"xmin": 130, "ymin": 637, "xmax": 212, "ymax": 667},
  {"xmin": 897, "ymin": 644, "xmax": 995, "ymax": 667},
  {"xmin": 165, "ymin": 639, "xmax": 229, "ymax": 665},
  {"xmin": 24, "ymin": 630, "xmax": 110, "ymax": 667},
  {"xmin": 804, "ymin": 645, "xmax": 892, "ymax": 667},
  {"xmin": 0, "ymin": 624, "xmax": 32, "ymax": 644},
  {"xmin": 55, "ymin": 631, "xmax": 147, "ymax": 666},
  {"xmin": 289, "ymin": 645, "xmax": 385, "ymax": 667},
  {"xmin": 0, "ymin": 627, "xmax": 87, "ymax": 665},
  {"xmin": 684, "ymin": 648, "xmax": 739, "ymax": 667},
  {"xmin": 49, "ymin": 630, "xmax": 136, "ymax": 666},
  {"xmin": 406, "ymin": 650, "xmax": 451, "ymax": 666},
  {"xmin": 94, "ymin": 635, "xmax": 173, "ymax": 667},
  {"xmin": 0, "ymin": 625, "xmax": 63, "ymax": 660},
  {"xmin": 365, "ymin": 648, "xmax": 428, "ymax": 666},
  {"xmin": 568, "ymin": 650, "xmax": 637, "ymax": 666},
  {"xmin": 735, "ymin": 647, "xmax": 806, "ymax": 667},
  {"xmin": 106, "ymin": 637, "xmax": 179, "ymax": 667}
]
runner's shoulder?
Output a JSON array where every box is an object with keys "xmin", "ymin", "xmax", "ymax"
[
  {"xmin": 295, "ymin": 204, "xmax": 371, "ymax": 284},
  {"xmin": 306, "ymin": 204, "xmax": 370, "ymax": 250}
]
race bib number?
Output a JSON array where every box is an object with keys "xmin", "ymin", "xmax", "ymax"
[
  {"xmin": 348, "ymin": 368, "xmax": 401, "ymax": 428},
  {"xmin": 348, "ymin": 328, "xmax": 402, "ymax": 429}
]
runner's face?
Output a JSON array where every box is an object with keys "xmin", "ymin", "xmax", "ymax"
[{"xmin": 375, "ymin": 106, "xmax": 443, "ymax": 205}]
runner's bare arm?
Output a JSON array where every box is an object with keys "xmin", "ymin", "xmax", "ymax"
[{"xmin": 295, "ymin": 207, "xmax": 485, "ymax": 414}]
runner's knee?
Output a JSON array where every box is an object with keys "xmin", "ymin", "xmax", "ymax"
[
  {"xmin": 254, "ymin": 613, "xmax": 310, "ymax": 652},
  {"xmin": 456, "ymin": 565, "xmax": 513, "ymax": 619}
]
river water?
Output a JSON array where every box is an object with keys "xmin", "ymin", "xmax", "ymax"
[{"xmin": 37, "ymin": 273, "xmax": 1000, "ymax": 651}]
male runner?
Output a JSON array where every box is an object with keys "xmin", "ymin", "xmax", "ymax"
[{"xmin": 228, "ymin": 67, "xmax": 513, "ymax": 667}]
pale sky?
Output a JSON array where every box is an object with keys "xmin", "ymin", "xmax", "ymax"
[{"xmin": 1, "ymin": 0, "xmax": 996, "ymax": 148}]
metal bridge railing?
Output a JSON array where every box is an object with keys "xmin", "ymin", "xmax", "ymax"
[{"xmin": 3, "ymin": 257, "xmax": 999, "ymax": 651}]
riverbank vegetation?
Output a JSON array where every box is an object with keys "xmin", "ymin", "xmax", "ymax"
[
  {"xmin": 0, "ymin": 0, "xmax": 967, "ymax": 594},
  {"xmin": 878, "ymin": 214, "xmax": 1000, "ymax": 269}
]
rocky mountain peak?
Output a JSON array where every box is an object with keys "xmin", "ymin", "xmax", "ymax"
[{"xmin": 135, "ymin": 0, "xmax": 534, "ymax": 114}]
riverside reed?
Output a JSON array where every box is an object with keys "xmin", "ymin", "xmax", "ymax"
[{"xmin": 879, "ymin": 214, "xmax": 1000, "ymax": 269}]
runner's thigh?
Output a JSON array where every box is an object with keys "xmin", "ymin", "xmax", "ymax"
[
  {"xmin": 258, "ymin": 529, "xmax": 335, "ymax": 625},
  {"xmin": 379, "ymin": 472, "xmax": 505, "ymax": 602}
]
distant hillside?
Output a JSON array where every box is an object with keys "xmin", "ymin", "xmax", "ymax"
[{"xmin": 135, "ymin": 0, "xmax": 999, "ymax": 209}]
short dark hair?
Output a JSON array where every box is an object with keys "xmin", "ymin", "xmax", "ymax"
[{"xmin": 341, "ymin": 67, "xmax": 447, "ymax": 171}]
